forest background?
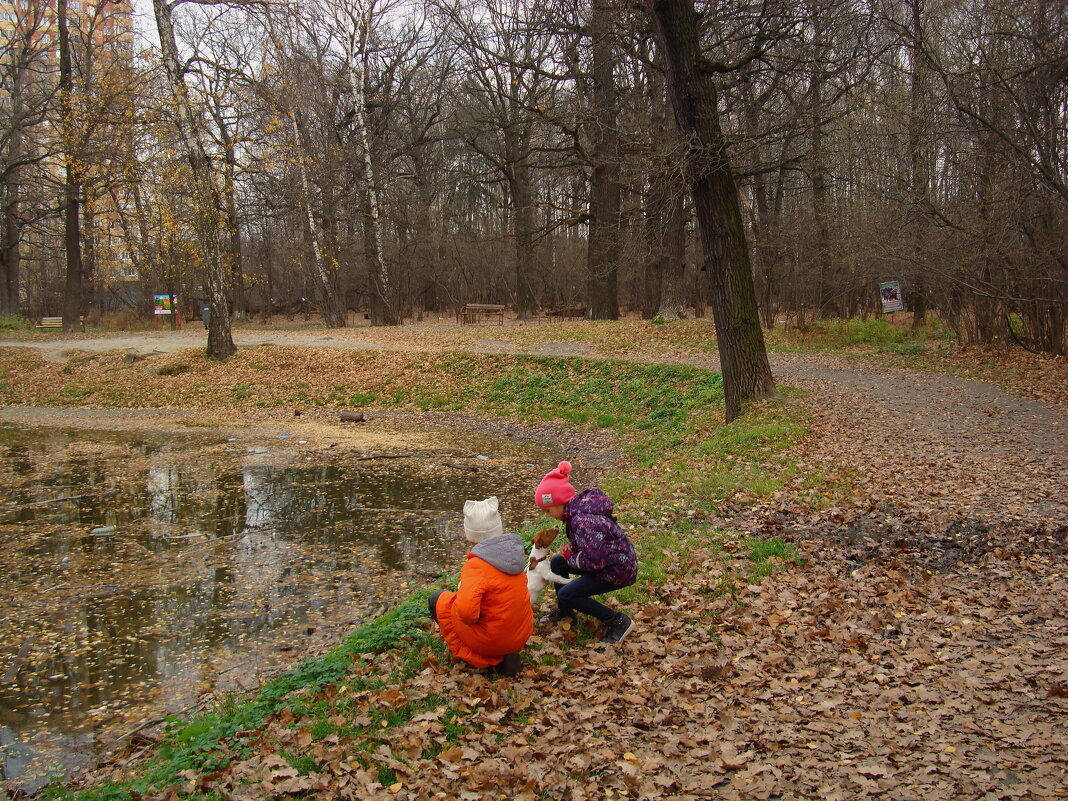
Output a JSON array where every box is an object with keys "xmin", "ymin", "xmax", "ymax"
[{"xmin": 0, "ymin": 0, "xmax": 1065, "ymax": 357}]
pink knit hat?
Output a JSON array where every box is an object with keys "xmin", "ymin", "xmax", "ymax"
[{"xmin": 535, "ymin": 461, "xmax": 577, "ymax": 508}]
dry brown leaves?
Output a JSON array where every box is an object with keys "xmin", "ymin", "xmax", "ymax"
[{"xmin": 141, "ymin": 542, "xmax": 1066, "ymax": 801}]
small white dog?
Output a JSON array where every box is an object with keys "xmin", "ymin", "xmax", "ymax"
[{"xmin": 526, "ymin": 527, "xmax": 571, "ymax": 606}]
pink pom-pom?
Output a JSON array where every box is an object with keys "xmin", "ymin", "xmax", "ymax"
[{"xmin": 558, "ymin": 460, "xmax": 571, "ymax": 477}]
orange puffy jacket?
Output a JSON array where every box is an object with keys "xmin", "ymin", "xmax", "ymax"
[{"xmin": 435, "ymin": 534, "xmax": 533, "ymax": 668}]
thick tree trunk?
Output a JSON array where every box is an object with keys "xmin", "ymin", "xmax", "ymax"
[
  {"xmin": 511, "ymin": 157, "xmax": 536, "ymax": 320},
  {"xmin": 1, "ymin": 178, "xmax": 19, "ymax": 316},
  {"xmin": 59, "ymin": 0, "xmax": 83, "ymax": 333},
  {"xmin": 649, "ymin": 0, "xmax": 775, "ymax": 422},
  {"xmin": 151, "ymin": 0, "xmax": 235, "ymax": 359},
  {"xmin": 587, "ymin": 0, "xmax": 620, "ymax": 320},
  {"xmin": 655, "ymin": 188, "xmax": 687, "ymax": 320}
]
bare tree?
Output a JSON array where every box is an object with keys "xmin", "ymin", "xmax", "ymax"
[
  {"xmin": 648, "ymin": 0, "xmax": 775, "ymax": 421},
  {"xmin": 0, "ymin": 5, "xmax": 54, "ymax": 316},
  {"xmin": 435, "ymin": 0, "xmax": 562, "ymax": 319},
  {"xmin": 338, "ymin": 0, "xmax": 398, "ymax": 325},
  {"xmin": 586, "ymin": 0, "xmax": 621, "ymax": 319},
  {"xmin": 151, "ymin": 0, "xmax": 236, "ymax": 357}
]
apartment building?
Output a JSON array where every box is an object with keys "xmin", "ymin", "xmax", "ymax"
[
  {"xmin": 0, "ymin": 0, "xmax": 134, "ymax": 57},
  {"xmin": 2, "ymin": 0, "xmax": 140, "ymax": 312}
]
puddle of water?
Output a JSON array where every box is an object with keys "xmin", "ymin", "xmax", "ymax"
[{"xmin": 0, "ymin": 424, "xmax": 558, "ymax": 791}]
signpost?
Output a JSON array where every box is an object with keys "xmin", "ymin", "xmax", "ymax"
[
  {"xmin": 153, "ymin": 294, "xmax": 180, "ymax": 330},
  {"xmin": 879, "ymin": 281, "xmax": 904, "ymax": 315}
]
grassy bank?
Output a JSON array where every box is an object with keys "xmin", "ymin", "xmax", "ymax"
[{"xmin": 1, "ymin": 347, "xmax": 809, "ymax": 800}]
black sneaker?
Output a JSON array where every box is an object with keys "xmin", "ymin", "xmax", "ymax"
[
  {"xmin": 496, "ymin": 651, "xmax": 522, "ymax": 677},
  {"xmin": 600, "ymin": 613, "xmax": 634, "ymax": 643},
  {"xmin": 539, "ymin": 608, "xmax": 573, "ymax": 626}
]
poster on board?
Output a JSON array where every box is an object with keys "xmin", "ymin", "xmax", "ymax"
[
  {"xmin": 879, "ymin": 281, "xmax": 904, "ymax": 313},
  {"xmin": 153, "ymin": 295, "xmax": 174, "ymax": 315}
]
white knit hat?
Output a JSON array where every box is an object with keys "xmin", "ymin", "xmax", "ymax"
[{"xmin": 463, "ymin": 496, "xmax": 503, "ymax": 543}]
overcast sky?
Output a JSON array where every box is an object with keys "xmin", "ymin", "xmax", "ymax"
[{"xmin": 129, "ymin": 0, "xmax": 158, "ymax": 48}]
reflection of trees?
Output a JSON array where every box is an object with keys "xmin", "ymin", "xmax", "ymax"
[
  {"xmin": 213, "ymin": 467, "xmax": 246, "ymax": 538},
  {"xmin": 6, "ymin": 444, "xmax": 34, "ymax": 477},
  {"xmin": 2, "ymin": 428, "xmax": 542, "ymax": 779},
  {"xmin": 145, "ymin": 456, "xmax": 245, "ymax": 541}
]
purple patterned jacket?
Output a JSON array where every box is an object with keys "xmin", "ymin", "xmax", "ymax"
[{"xmin": 563, "ymin": 488, "xmax": 638, "ymax": 587}]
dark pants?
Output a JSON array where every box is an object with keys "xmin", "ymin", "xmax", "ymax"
[
  {"xmin": 428, "ymin": 589, "xmax": 444, "ymax": 624},
  {"xmin": 550, "ymin": 555, "xmax": 624, "ymax": 625}
]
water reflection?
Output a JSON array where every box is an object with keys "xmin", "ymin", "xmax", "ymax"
[{"xmin": 0, "ymin": 425, "xmax": 554, "ymax": 790}]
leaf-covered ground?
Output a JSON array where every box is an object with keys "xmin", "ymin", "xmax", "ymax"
[
  {"xmin": 2, "ymin": 319, "xmax": 1065, "ymax": 800},
  {"xmin": 165, "ymin": 541, "xmax": 1064, "ymax": 800}
]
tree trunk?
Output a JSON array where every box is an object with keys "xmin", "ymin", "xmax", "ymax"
[
  {"xmin": 587, "ymin": 0, "xmax": 620, "ymax": 320},
  {"xmin": 907, "ymin": 0, "xmax": 929, "ymax": 329},
  {"xmin": 131, "ymin": 172, "xmax": 156, "ymax": 273},
  {"xmin": 82, "ymin": 195, "xmax": 96, "ymax": 316},
  {"xmin": 1, "ymin": 175, "xmax": 19, "ymax": 316},
  {"xmin": 289, "ymin": 114, "xmax": 345, "ymax": 328},
  {"xmin": 655, "ymin": 187, "xmax": 687, "ymax": 320},
  {"xmin": 349, "ymin": 4, "xmax": 397, "ymax": 326},
  {"xmin": 646, "ymin": 50, "xmax": 689, "ymax": 322},
  {"xmin": 808, "ymin": 46, "xmax": 835, "ymax": 319},
  {"xmin": 59, "ymin": 0, "xmax": 83, "ymax": 333},
  {"xmin": 0, "ymin": 59, "xmax": 24, "ymax": 316},
  {"xmin": 511, "ymin": 158, "xmax": 536, "ymax": 320},
  {"xmin": 220, "ymin": 131, "xmax": 246, "ymax": 321},
  {"xmin": 649, "ymin": 0, "xmax": 775, "ymax": 422},
  {"xmin": 151, "ymin": 0, "xmax": 235, "ymax": 359}
]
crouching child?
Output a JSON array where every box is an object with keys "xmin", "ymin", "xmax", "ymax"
[{"xmin": 428, "ymin": 496, "xmax": 533, "ymax": 676}]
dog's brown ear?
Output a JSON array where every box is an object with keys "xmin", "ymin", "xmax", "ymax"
[{"xmin": 535, "ymin": 527, "xmax": 558, "ymax": 547}]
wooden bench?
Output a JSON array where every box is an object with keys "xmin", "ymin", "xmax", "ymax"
[
  {"xmin": 458, "ymin": 303, "xmax": 505, "ymax": 326},
  {"xmin": 36, "ymin": 316, "xmax": 84, "ymax": 331},
  {"xmin": 542, "ymin": 306, "xmax": 586, "ymax": 322}
]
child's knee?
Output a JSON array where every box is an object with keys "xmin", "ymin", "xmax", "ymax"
[
  {"xmin": 557, "ymin": 581, "xmax": 581, "ymax": 605},
  {"xmin": 550, "ymin": 555, "xmax": 569, "ymax": 575},
  {"xmin": 428, "ymin": 589, "xmax": 444, "ymax": 623}
]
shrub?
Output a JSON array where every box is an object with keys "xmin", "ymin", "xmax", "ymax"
[{"xmin": 0, "ymin": 314, "xmax": 31, "ymax": 332}]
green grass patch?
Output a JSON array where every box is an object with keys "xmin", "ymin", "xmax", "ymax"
[
  {"xmin": 0, "ymin": 314, "xmax": 32, "ymax": 332},
  {"xmin": 744, "ymin": 536, "xmax": 805, "ymax": 577},
  {"xmin": 766, "ymin": 316, "xmax": 954, "ymax": 352},
  {"xmin": 429, "ymin": 355, "xmax": 723, "ymax": 464}
]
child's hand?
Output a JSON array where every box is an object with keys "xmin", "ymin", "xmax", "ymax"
[{"xmin": 561, "ymin": 544, "xmax": 572, "ymax": 560}]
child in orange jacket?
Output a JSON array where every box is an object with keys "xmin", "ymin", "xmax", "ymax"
[{"xmin": 428, "ymin": 497, "xmax": 533, "ymax": 676}]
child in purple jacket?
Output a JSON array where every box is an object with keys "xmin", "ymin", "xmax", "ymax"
[{"xmin": 534, "ymin": 461, "xmax": 637, "ymax": 643}]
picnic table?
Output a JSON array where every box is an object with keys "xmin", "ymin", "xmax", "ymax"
[{"xmin": 458, "ymin": 303, "xmax": 505, "ymax": 326}]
